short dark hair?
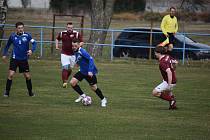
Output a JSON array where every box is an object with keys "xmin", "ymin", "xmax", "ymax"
[
  {"xmin": 170, "ymin": 6, "xmax": 176, "ymax": 11},
  {"xmin": 67, "ymin": 22, "xmax": 73, "ymax": 25},
  {"xmin": 155, "ymin": 45, "xmax": 167, "ymax": 54},
  {"xmin": 15, "ymin": 22, "xmax": 24, "ymax": 28},
  {"xmin": 72, "ymin": 38, "xmax": 80, "ymax": 43}
]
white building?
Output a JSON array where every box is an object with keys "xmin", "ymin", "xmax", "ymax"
[{"xmin": 7, "ymin": 0, "xmax": 50, "ymax": 9}]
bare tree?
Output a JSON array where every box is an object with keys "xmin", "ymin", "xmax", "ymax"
[
  {"xmin": 21, "ymin": 0, "xmax": 30, "ymax": 8},
  {"xmin": 88, "ymin": 0, "xmax": 116, "ymax": 57},
  {"xmin": 0, "ymin": 0, "xmax": 7, "ymax": 49}
]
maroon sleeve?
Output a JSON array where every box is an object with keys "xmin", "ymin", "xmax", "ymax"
[
  {"xmin": 56, "ymin": 32, "xmax": 61, "ymax": 40},
  {"xmin": 78, "ymin": 33, "xmax": 83, "ymax": 42}
]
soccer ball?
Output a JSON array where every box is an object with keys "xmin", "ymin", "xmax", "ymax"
[{"xmin": 82, "ymin": 96, "xmax": 92, "ymax": 106}]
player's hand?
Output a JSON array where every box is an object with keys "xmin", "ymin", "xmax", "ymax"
[
  {"xmin": 2, "ymin": 56, "xmax": 7, "ymax": 63},
  {"xmin": 164, "ymin": 34, "xmax": 169, "ymax": 37},
  {"xmin": 27, "ymin": 50, "xmax": 32, "ymax": 56},
  {"xmin": 56, "ymin": 46, "xmax": 60, "ymax": 50},
  {"xmin": 88, "ymin": 72, "xmax": 93, "ymax": 78}
]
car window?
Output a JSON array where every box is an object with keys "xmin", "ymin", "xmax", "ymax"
[{"xmin": 175, "ymin": 34, "xmax": 195, "ymax": 43}]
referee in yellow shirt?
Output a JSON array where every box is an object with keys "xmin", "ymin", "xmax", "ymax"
[{"xmin": 160, "ymin": 7, "xmax": 178, "ymax": 52}]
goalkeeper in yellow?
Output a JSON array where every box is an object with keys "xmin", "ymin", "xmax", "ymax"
[{"xmin": 159, "ymin": 7, "xmax": 178, "ymax": 53}]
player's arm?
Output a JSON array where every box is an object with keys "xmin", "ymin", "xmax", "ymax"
[
  {"xmin": 80, "ymin": 49, "xmax": 94, "ymax": 77},
  {"xmin": 161, "ymin": 16, "xmax": 168, "ymax": 36},
  {"xmin": 27, "ymin": 34, "xmax": 37, "ymax": 56},
  {"xmin": 174, "ymin": 17, "xmax": 178, "ymax": 34},
  {"xmin": 166, "ymin": 68, "xmax": 173, "ymax": 89},
  {"xmin": 55, "ymin": 33, "xmax": 61, "ymax": 50},
  {"xmin": 78, "ymin": 33, "xmax": 84, "ymax": 47},
  {"xmin": 2, "ymin": 35, "xmax": 12, "ymax": 60}
]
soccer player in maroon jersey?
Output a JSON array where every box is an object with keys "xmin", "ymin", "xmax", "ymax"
[
  {"xmin": 152, "ymin": 46, "xmax": 178, "ymax": 110},
  {"xmin": 56, "ymin": 22, "xmax": 84, "ymax": 88}
]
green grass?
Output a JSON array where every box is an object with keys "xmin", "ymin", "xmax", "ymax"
[{"xmin": 0, "ymin": 59, "xmax": 210, "ymax": 140}]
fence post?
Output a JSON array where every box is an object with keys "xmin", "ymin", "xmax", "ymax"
[
  {"xmin": 40, "ymin": 27, "xmax": 43, "ymax": 57},
  {"xmin": 182, "ymin": 33, "xmax": 186, "ymax": 65},
  {"xmin": 111, "ymin": 30, "xmax": 114, "ymax": 61}
]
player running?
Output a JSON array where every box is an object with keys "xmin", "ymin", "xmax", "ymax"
[
  {"xmin": 2, "ymin": 22, "xmax": 37, "ymax": 97},
  {"xmin": 70, "ymin": 38, "xmax": 107, "ymax": 107},
  {"xmin": 56, "ymin": 22, "xmax": 83, "ymax": 88},
  {"xmin": 152, "ymin": 46, "xmax": 178, "ymax": 110}
]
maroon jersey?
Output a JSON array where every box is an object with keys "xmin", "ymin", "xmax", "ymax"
[
  {"xmin": 56, "ymin": 30, "xmax": 83, "ymax": 55},
  {"xmin": 159, "ymin": 55, "xmax": 177, "ymax": 84}
]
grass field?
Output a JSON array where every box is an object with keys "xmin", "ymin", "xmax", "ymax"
[{"xmin": 0, "ymin": 59, "xmax": 210, "ymax": 140}]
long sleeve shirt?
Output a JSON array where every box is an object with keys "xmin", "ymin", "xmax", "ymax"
[
  {"xmin": 75, "ymin": 47, "xmax": 98, "ymax": 75},
  {"xmin": 3, "ymin": 32, "xmax": 37, "ymax": 60},
  {"xmin": 161, "ymin": 15, "xmax": 178, "ymax": 35}
]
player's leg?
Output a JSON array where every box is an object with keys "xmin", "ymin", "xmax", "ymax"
[
  {"xmin": 86, "ymin": 75, "xmax": 107, "ymax": 107},
  {"xmin": 167, "ymin": 33, "xmax": 175, "ymax": 53},
  {"xmin": 61, "ymin": 54, "xmax": 72, "ymax": 88},
  {"xmin": 21, "ymin": 60, "xmax": 34, "ymax": 96},
  {"xmin": 152, "ymin": 81, "xmax": 176, "ymax": 109},
  {"xmin": 70, "ymin": 71, "xmax": 86, "ymax": 102},
  {"xmin": 3, "ymin": 58, "xmax": 17, "ymax": 97}
]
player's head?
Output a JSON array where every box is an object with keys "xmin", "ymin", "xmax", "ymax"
[
  {"xmin": 155, "ymin": 45, "xmax": 167, "ymax": 59},
  {"xmin": 15, "ymin": 22, "xmax": 24, "ymax": 35},
  {"xmin": 72, "ymin": 38, "xmax": 80, "ymax": 52},
  {"xmin": 169, "ymin": 7, "xmax": 176, "ymax": 17},
  {"xmin": 66, "ymin": 22, "xmax": 73, "ymax": 32}
]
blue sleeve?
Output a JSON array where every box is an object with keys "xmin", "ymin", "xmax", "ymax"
[
  {"xmin": 28, "ymin": 34, "xmax": 37, "ymax": 52},
  {"xmin": 3, "ymin": 35, "xmax": 13, "ymax": 56},
  {"xmin": 80, "ymin": 49, "xmax": 95, "ymax": 73}
]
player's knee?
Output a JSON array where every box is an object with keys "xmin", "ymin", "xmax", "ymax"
[
  {"xmin": 24, "ymin": 73, "xmax": 31, "ymax": 80},
  {"xmin": 90, "ymin": 84, "xmax": 97, "ymax": 91},
  {"xmin": 8, "ymin": 72, "xmax": 15, "ymax": 79},
  {"xmin": 70, "ymin": 79, "xmax": 77, "ymax": 87},
  {"xmin": 152, "ymin": 89, "xmax": 159, "ymax": 97}
]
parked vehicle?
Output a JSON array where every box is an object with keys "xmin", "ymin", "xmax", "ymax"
[{"xmin": 113, "ymin": 27, "xmax": 210, "ymax": 59}]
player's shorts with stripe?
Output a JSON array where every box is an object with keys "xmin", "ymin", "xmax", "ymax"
[
  {"xmin": 155, "ymin": 81, "xmax": 176, "ymax": 92},
  {"xmin": 61, "ymin": 53, "xmax": 76, "ymax": 68},
  {"xmin": 161, "ymin": 33, "xmax": 175, "ymax": 44},
  {"xmin": 9, "ymin": 58, "xmax": 30, "ymax": 73},
  {"xmin": 73, "ymin": 71, "xmax": 97, "ymax": 85}
]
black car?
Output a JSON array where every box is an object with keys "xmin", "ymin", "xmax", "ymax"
[{"xmin": 113, "ymin": 27, "xmax": 210, "ymax": 59}]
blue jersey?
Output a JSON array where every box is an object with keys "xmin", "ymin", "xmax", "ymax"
[
  {"xmin": 75, "ymin": 47, "xmax": 98, "ymax": 75},
  {"xmin": 3, "ymin": 32, "xmax": 37, "ymax": 60}
]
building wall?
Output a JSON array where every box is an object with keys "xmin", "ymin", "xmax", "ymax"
[{"xmin": 8, "ymin": 0, "xmax": 50, "ymax": 9}]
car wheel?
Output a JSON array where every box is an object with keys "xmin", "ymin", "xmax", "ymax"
[{"xmin": 120, "ymin": 48, "xmax": 132, "ymax": 58}]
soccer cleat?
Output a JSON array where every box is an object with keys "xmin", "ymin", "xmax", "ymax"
[
  {"xmin": 75, "ymin": 94, "xmax": 86, "ymax": 103},
  {"xmin": 101, "ymin": 97, "xmax": 107, "ymax": 107},
  {"xmin": 63, "ymin": 83, "xmax": 68, "ymax": 88},
  {"xmin": 28, "ymin": 92, "xmax": 35, "ymax": 97},
  {"xmin": 3, "ymin": 91, "xmax": 9, "ymax": 97},
  {"xmin": 169, "ymin": 98, "xmax": 177, "ymax": 110}
]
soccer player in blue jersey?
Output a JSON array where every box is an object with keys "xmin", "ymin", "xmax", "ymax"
[
  {"xmin": 2, "ymin": 22, "xmax": 37, "ymax": 97},
  {"xmin": 70, "ymin": 38, "xmax": 107, "ymax": 107}
]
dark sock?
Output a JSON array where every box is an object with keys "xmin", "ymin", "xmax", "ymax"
[
  {"xmin": 160, "ymin": 93, "xmax": 172, "ymax": 101},
  {"xmin": 62, "ymin": 69, "xmax": 69, "ymax": 82},
  {"xmin": 26, "ymin": 79, "xmax": 32, "ymax": 94},
  {"xmin": 67, "ymin": 70, "xmax": 72, "ymax": 79},
  {"xmin": 95, "ymin": 88, "xmax": 104, "ymax": 100},
  {"xmin": 72, "ymin": 84, "xmax": 84, "ymax": 95},
  {"xmin": 6, "ymin": 79, "xmax": 12, "ymax": 94}
]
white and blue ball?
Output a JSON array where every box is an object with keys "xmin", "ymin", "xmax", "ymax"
[{"xmin": 82, "ymin": 96, "xmax": 92, "ymax": 106}]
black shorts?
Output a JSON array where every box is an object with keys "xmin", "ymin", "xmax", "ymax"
[
  {"xmin": 161, "ymin": 33, "xmax": 175, "ymax": 45},
  {"xmin": 9, "ymin": 58, "xmax": 30, "ymax": 73},
  {"xmin": 73, "ymin": 71, "xmax": 97, "ymax": 85}
]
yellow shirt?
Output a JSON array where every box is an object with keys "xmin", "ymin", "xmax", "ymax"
[{"xmin": 161, "ymin": 15, "xmax": 178, "ymax": 35}]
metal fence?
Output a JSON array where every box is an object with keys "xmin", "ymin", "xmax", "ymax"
[{"xmin": 1, "ymin": 24, "xmax": 210, "ymax": 64}]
